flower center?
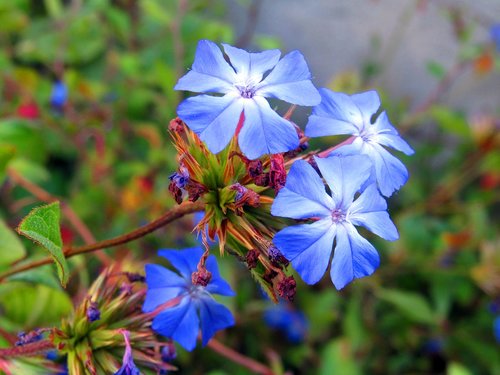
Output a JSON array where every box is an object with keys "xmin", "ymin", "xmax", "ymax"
[
  {"xmin": 331, "ymin": 209, "xmax": 346, "ymax": 223},
  {"xmin": 234, "ymin": 83, "xmax": 256, "ymax": 99},
  {"xmin": 188, "ymin": 284, "xmax": 205, "ymax": 298}
]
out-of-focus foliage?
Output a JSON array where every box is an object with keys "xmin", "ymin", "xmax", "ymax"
[{"xmin": 0, "ymin": 1, "xmax": 499, "ymax": 374}]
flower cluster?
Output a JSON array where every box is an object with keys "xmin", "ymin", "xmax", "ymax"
[{"xmin": 85, "ymin": 39, "xmax": 413, "ymax": 365}]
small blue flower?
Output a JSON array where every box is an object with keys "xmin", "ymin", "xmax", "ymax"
[
  {"xmin": 143, "ymin": 247, "xmax": 235, "ymax": 351},
  {"xmin": 264, "ymin": 302, "xmax": 308, "ymax": 343},
  {"xmin": 491, "ymin": 24, "xmax": 500, "ymax": 52},
  {"xmin": 50, "ymin": 81, "xmax": 68, "ymax": 109},
  {"xmin": 271, "ymin": 155, "xmax": 399, "ymax": 289},
  {"xmin": 86, "ymin": 301, "xmax": 101, "ymax": 322},
  {"xmin": 305, "ymin": 89, "xmax": 414, "ymax": 197},
  {"xmin": 494, "ymin": 316, "xmax": 500, "ymax": 343},
  {"xmin": 175, "ymin": 40, "xmax": 321, "ymax": 159},
  {"xmin": 115, "ymin": 330, "xmax": 140, "ymax": 375}
]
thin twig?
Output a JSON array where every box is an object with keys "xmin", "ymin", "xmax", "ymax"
[
  {"xmin": 0, "ymin": 200, "xmax": 205, "ymax": 282},
  {"xmin": 7, "ymin": 168, "xmax": 110, "ymax": 264},
  {"xmin": 0, "ymin": 340, "xmax": 55, "ymax": 359},
  {"xmin": 207, "ymin": 338, "xmax": 274, "ymax": 375}
]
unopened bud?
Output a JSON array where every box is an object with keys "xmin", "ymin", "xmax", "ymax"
[
  {"xmin": 168, "ymin": 117, "xmax": 185, "ymax": 133},
  {"xmin": 192, "ymin": 269, "xmax": 212, "ymax": 287},
  {"xmin": 278, "ymin": 276, "xmax": 296, "ymax": 302},
  {"xmin": 268, "ymin": 245, "xmax": 289, "ymax": 267},
  {"xmin": 161, "ymin": 341, "xmax": 177, "ymax": 362},
  {"xmin": 86, "ymin": 301, "xmax": 101, "ymax": 322},
  {"xmin": 246, "ymin": 249, "xmax": 259, "ymax": 269},
  {"xmin": 269, "ymin": 154, "xmax": 286, "ymax": 191}
]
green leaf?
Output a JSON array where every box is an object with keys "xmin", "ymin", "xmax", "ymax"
[
  {"xmin": 377, "ymin": 288, "xmax": 437, "ymax": 324},
  {"xmin": 0, "ymin": 219, "xmax": 26, "ymax": 269},
  {"xmin": 426, "ymin": 60, "xmax": 446, "ymax": 79},
  {"xmin": 429, "ymin": 106, "xmax": 471, "ymax": 138},
  {"xmin": 447, "ymin": 362, "xmax": 473, "ymax": 375},
  {"xmin": 319, "ymin": 339, "xmax": 362, "ymax": 375},
  {"xmin": 16, "ymin": 202, "xmax": 69, "ymax": 287},
  {"xmin": 7, "ymin": 266, "xmax": 61, "ymax": 290},
  {"xmin": 0, "ymin": 281, "xmax": 72, "ymax": 328}
]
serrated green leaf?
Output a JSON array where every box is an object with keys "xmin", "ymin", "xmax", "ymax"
[
  {"xmin": 377, "ymin": 288, "xmax": 437, "ymax": 324},
  {"xmin": 17, "ymin": 202, "xmax": 69, "ymax": 287},
  {"xmin": 0, "ymin": 219, "xmax": 26, "ymax": 269}
]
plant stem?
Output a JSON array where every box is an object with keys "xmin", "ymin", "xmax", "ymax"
[
  {"xmin": 0, "ymin": 340, "xmax": 55, "ymax": 358},
  {"xmin": 7, "ymin": 168, "xmax": 110, "ymax": 264},
  {"xmin": 0, "ymin": 201, "xmax": 204, "ymax": 282},
  {"xmin": 207, "ymin": 338, "xmax": 274, "ymax": 375}
]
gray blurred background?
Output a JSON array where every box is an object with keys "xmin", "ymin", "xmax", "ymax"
[{"xmin": 227, "ymin": 0, "xmax": 500, "ymax": 114}]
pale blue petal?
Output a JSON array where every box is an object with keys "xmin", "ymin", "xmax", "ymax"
[
  {"xmin": 271, "ymin": 160, "xmax": 334, "ymax": 219},
  {"xmin": 152, "ymin": 297, "xmax": 200, "ymax": 351},
  {"xmin": 158, "ymin": 247, "xmax": 204, "ymax": 279},
  {"xmin": 351, "ymin": 90, "xmax": 381, "ymax": 125},
  {"xmin": 305, "ymin": 88, "xmax": 363, "ymax": 137},
  {"xmin": 314, "ymin": 155, "xmax": 372, "ymax": 209},
  {"xmin": 205, "ymin": 255, "xmax": 235, "ymax": 296},
  {"xmin": 273, "ymin": 219, "xmax": 336, "ymax": 285},
  {"xmin": 256, "ymin": 51, "xmax": 320, "ymax": 106},
  {"xmin": 198, "ymin": 298, "xmax": 235, "ymax": 346},
  {"xmin": 175, "ymin": 40, "xmax": 236, "ymax": 93},
  {"xmin": 222, "ymin": 44, "xmax": 281, "ymax": 81},
  {"xmin": 143, "ymin": 264, "xmax": 185, "ymax": 312},
  {"xmin": 238, "ymin": 96, "xmax": 299, "ymax": 159},
  {"xmin": 143, "ymin": 288, "xmax": 184, "ymax": 313},
  {"xmin": 372, "ymin": 112, "xmax": 414, "ymax": 155},
  {"xmin": 364, "ymin": 143, "xmax": 409, "ymax": 197},
  {"xmin": 177, "ymin": 94, "xmax": 244, "ymax": 154},
  {"xmin": 330, "ymin": 223, "xmax": 380, "ymax": 290},
  {"xmin": 349, "ymin": 184, "xmax": 399, "ymax": 241}
]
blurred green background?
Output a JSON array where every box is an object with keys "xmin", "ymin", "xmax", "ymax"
[{"xmin": 0, "ymin": 1, "xmax": 499, "ymax": 374}]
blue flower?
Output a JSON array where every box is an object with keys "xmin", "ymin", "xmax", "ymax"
[
  {"xmin": 264, "ymin": 302, "xmax": 308, "ymax": 343},
  {"xmin": 494, "ymin": 316, "xmax": 500, "ymax": 343},
  {"xmin": 143, "ymin": 247, "xmax": 235, "ymax": 351},
  {"xmin": 175, "ymin": 40, "xmax": 321, "ymax": 159},
  {"xmin": 491, "ymin": 24, "xmax": 500, "ymax": 52},
  {"xmin": 115, "ymin": 330, "xmax": 140, "ymax": 375},
  {"xmin": 50, "ymin": 81, "xmax": 68, "ymax": 109},
  {"xmin": 305, "ymin": 89, "xmax": 414, "ymax": 197},
  {"xmin": 271, "ymin": 155, "xmax": 399, "ymax": 290}
]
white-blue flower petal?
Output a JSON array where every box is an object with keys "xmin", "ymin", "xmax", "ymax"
[
  {"xmin": 256, "ymin": 51, "xmax": 321, "ymax": 106},
  {"xmin": 372, "ymin": 112, "xmax": 415, "ymax": 155},
  {"xmin": 314, "ymin": 155, "xmax": 372, "ymax": 209},
  {"xmin": 238, "ymin": 96, "xmax": 299, "ymax": 159},
  {"xmin": 177, "ymin": 94, "xmax": 244, "ymax": 154},
  {"xmin": 271, "ymin": 159, "xmax": 334, "ymax": 219},
  {"xmin": 273, "ymin": 219, "xmax": 336, "ymax": 285},
  {"xmin": 351, "ymin": 90, "xmax": 381, "ymax": 125},
  {"xmin": 305, "ymin": 88, "xmax": 363, "ymax": 137},
  {"xmin": 365, "ymin": 143, "xmax": 409, "ymax": 197},
  {"xmin": 349, "ymin": 184, "xmax": 399, "ymax": 241},
  {"xmin": 222, "ymin": 43, "xmax": 281, "ymax": 81},
  {"xmin": 175, "ymin": 40, "xmax": 236, "ymax": 94},
  {"xmin": 330, "ymin": 223, "xmax": 380, "ymax": 290}
]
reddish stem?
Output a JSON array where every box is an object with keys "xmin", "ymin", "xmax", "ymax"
[
  {"xmin": 0, "ymin": 340, "xmax": 55, "ymax": 359},
  {"xmin": 207, "ymin": 339, "xmax": 274, "ymax": 375}
]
